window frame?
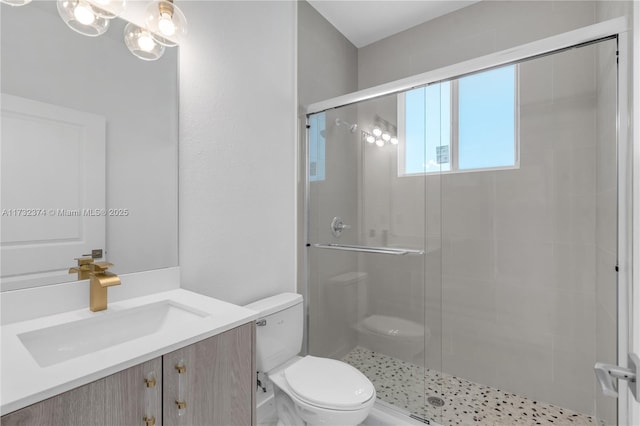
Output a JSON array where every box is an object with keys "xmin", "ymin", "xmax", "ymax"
[{"xmin": 397, "ymin": 64, "xmax": 521, "ymax": 177}]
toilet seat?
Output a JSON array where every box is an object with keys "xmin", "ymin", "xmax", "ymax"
[{"xmin": 283, "ymin": 356, "xmax": 375, "ymax": 411}]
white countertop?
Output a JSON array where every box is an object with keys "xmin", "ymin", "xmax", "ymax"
[{"xmin": 1, "ymin": 288, "xmax": 259, "ymax": 415}]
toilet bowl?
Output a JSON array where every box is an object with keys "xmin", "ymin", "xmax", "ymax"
[
  {"xmin": 270, "ymin": 356, "xmax": 376, "ymax": 426},
  {"xmin": 246, "ymin": 293, "xmax": 376, "ymax": 426}
]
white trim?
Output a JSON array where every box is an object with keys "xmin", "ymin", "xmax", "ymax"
[
  {"xmin": 618, "ymin": 29, "xmax": 631, "ymax": 426},
  {"xmin": 292, "ymin": 0, "xmax": 299, "ymax": 297},
  {"xmin": 631, "ymin": 1, "xmax": 640, "ymax": 423},
  {"xmin": 306, "ymin": 17, "xmax": 628, "ymax": 115}
]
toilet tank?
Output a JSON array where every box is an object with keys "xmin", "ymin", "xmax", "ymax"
[{"xmin": 245, "ymin": 293, "xmax": 303, "ymax": 372}]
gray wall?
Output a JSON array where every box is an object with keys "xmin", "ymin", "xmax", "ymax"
[
  {"xmin": 358, "ymin": 1, "xmax": 599, "ymax": 89},
  {"xmin": 297, "ymin": 1, "xmax": 359, "ymax": 355},
  {"xmin": 298, "ymin": 0, "xmax": 358, "ymax": 108},
  {"xmin": 179, "ymin": 1, "xmax": 297, "ymax": 304}
]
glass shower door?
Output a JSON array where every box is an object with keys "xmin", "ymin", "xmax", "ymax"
[
  {"xmin": 306, "ymin": 35, "xmax": 621, "ymax": 426},
  {"xmin": 307, "ymin": 92, "xmax": 440, "ymax": 421},
  {"xmin": 434, "ymin": 39, "xmax": 619, "ymax": 425}
]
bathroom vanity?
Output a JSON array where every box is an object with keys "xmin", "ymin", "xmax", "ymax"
[
  {"xmin": 0, "ymin": 272, "xmax": 259, "ymax": 426},
  {"xmin": 1, "ymin": 324, "xmax": 254, "ymax": 426}
]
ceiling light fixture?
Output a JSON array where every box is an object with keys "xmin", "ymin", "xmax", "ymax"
[
  {"xmin": 362, "ymin": 120, "xmax": 398, "ymax": 148},
  {"xmin": 0, "ymin": 0, "xmax": 32, "ymax": 6},
  {"xmin": 89, "ymin": 0, "xmax": 127, "ymax": 19},
  {"xmin": 7, "ymin": 0, "xmax": 185, "ymax": 61},
  {"xmin": 124, "ymin": 22, "xmax": 166, "ymax": 61},
  {"xmin": 57, "ymin": 0, "xmax": 110, "ymax": 37},
  {"xmin": 144, "ymin": 0, "xmax": 187, "ymax": 47}
]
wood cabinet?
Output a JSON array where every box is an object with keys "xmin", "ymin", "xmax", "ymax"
[
  {"xmin": 163, "ymin": 323, "xmax": 255, "ymax": 426},
  {"xmin": 1, "ymin": 358, "xmax": 161, "ymax": 426},
  {"xmin": 2, "ymin": 323, "xmax": 255, "ymax": 426}
]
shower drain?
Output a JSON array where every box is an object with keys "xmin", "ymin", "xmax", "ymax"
[{"xmin": 427, "ymin": 396, "xmax": 445, "ymax": 407}]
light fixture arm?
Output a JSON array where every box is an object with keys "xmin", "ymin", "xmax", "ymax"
[{"xmin": 158, "ymin": 0, "xmax": 173, "ymax": 18}]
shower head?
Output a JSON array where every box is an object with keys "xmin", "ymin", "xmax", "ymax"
[{"xmin": 335, "ymin": 118, "xmax": 358, "ymax": 133}]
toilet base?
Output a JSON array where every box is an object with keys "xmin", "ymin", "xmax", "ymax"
[{"xmin": 268, "ymin": 357, "xmax": 375, "ymax": 426}]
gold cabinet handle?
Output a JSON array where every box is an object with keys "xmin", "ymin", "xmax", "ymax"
[
  {"xmin": 175, "ymin": 361, "xmax": 187, "ymax": 415},
  {"xmin": 144, "ymin": 372, "xmax": 157, "ymax": 424}
]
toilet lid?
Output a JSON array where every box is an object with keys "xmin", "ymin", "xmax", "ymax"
[{"xmin": 284, "ymin": 356, "xmax": 374, "ymax": 410}]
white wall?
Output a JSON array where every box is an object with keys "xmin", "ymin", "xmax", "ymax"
[{"xmin": 179, "ymin": 1, "xmax": 297, "ymax": 305}]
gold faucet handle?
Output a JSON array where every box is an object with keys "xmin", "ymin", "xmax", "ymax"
[
  {"xmin": 69, "ymin": 257, "xmax": 95, "ymax": 278},
  {"xmin": 91, "ymin": 262, "xmax": 114, "ymax": 272}
]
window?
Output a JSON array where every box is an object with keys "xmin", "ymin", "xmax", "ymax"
[
  {"xmin": 309, "ymin": 112, "xmax": 326, "ymax": 182},
  {"xmin": 399, "ymin": 65, "xmax": 518, "ymax": 176}
]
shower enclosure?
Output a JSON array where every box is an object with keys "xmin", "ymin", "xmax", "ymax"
[{"xmin": 305, "ymin": 23, "xmax": 628, "ymax": 426}]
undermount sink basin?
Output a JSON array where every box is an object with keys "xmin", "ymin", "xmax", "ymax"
[{"xmin": 18, "ymin": 300, "xmax": 209, "ymax": 367}]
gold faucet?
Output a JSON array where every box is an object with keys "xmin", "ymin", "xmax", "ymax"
[
  {"xmin": 88, "ymin": 262, "xmax": 121, "ymax": 312},
  {"xmin": 68, "ymin": 257, "xmax": 94, "ymax": 280},
  {"xmin": 69, "ymin": 257, "xmax": 121, "ymax": 312}
]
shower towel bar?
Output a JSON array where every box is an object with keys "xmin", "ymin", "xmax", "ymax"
[{"xmin": 313, "ymin": 243, "xmax": 424, "ymax": 256}]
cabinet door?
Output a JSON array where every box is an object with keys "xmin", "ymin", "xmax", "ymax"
[
  {"xmin": 1, "ymin": 378, "xmax": 106, "ymax": 426},
  {"xmin": 105, "ymin": 358, "xmax": 162, "ymax": 426},
  {"xmin": 1, "ymin": 358, "xmax": 162, "ymax": 426},
  {"xmin": 163, "ymin": 323, "xmax": 255, "ymax": 426}
]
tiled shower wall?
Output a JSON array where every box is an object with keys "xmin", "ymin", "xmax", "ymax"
[
  {"xmin": 302, "ymin": 0, "xmax": 631, "ymax": 419},
  {"xmin": 438, "ymin": 46, "xmax": 605, "ymax": 414},
  {"xmin": 359, "ymin": 42, "xmax": 614, "ymax": 415},
  {"xmin": 353, "ymin": 0, "xmax": 628, "ymax": 417}
]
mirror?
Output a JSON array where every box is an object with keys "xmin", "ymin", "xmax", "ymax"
[{"xmin": 1, "ymin": 1, "xmax": 178, "ymax": 291}]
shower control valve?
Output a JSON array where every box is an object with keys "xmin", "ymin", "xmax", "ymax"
[{"xmin": 331, "ymin": 217, "xmax": 351, "ymax": 238}]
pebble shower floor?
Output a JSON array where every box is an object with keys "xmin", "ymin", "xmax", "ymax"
[{"xmin": 342, "ymin": 346, "xmax": 597, "ymax": 426}]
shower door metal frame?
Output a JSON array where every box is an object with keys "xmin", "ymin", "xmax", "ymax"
[{"xmin": 303, "ymin": 16, "xmax": 635, "ymax": 425}]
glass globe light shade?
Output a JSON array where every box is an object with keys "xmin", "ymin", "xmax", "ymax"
[
  {"xmin": 87, "ymin": 0, "xmax": 126, "ymax": 19},
  {"xmin": 365, "ymin": 134, "xmax": 375, "ymax": 144},
  {"xmin": 372, "ymin": 127, "xmax": 382, "ymax": 137},
  {"xmin": 57, "ymin": 0, "xmax": 110, "ymax": 37},
  {"xmin": 1, "ymin": 0, "xmax": 33, "ymax": 6},
  {"xmin": 375, "ymin": 139, "xmax": 384, "ymax": 147},
  {"xmin": 145, "ymin": 0, "xmax": 187, "ymax": 47},
  {"xmin": 382, "ymin": 132, "xmax": 391, "ymax": 141},
  {"xmin": 390, "ymin": 137, "xmax": 399, "ymax": 145},
  {"xmin": 124, "ymin": 22, "xmax": 165, "ymax": 61}
]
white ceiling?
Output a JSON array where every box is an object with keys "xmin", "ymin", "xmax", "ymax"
[{"xmin": 307, "ymin": 1, "xmax": 480, "ymax": 48}]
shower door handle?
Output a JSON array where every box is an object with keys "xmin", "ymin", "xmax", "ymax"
[{"xmin": 594, "ymin": 353, "xmax": 639, "ymax": 401}]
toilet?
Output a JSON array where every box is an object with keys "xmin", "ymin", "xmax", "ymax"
[{"xmin": 246, "ymin": 293, "xmax": 376, "ymax": 426}]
